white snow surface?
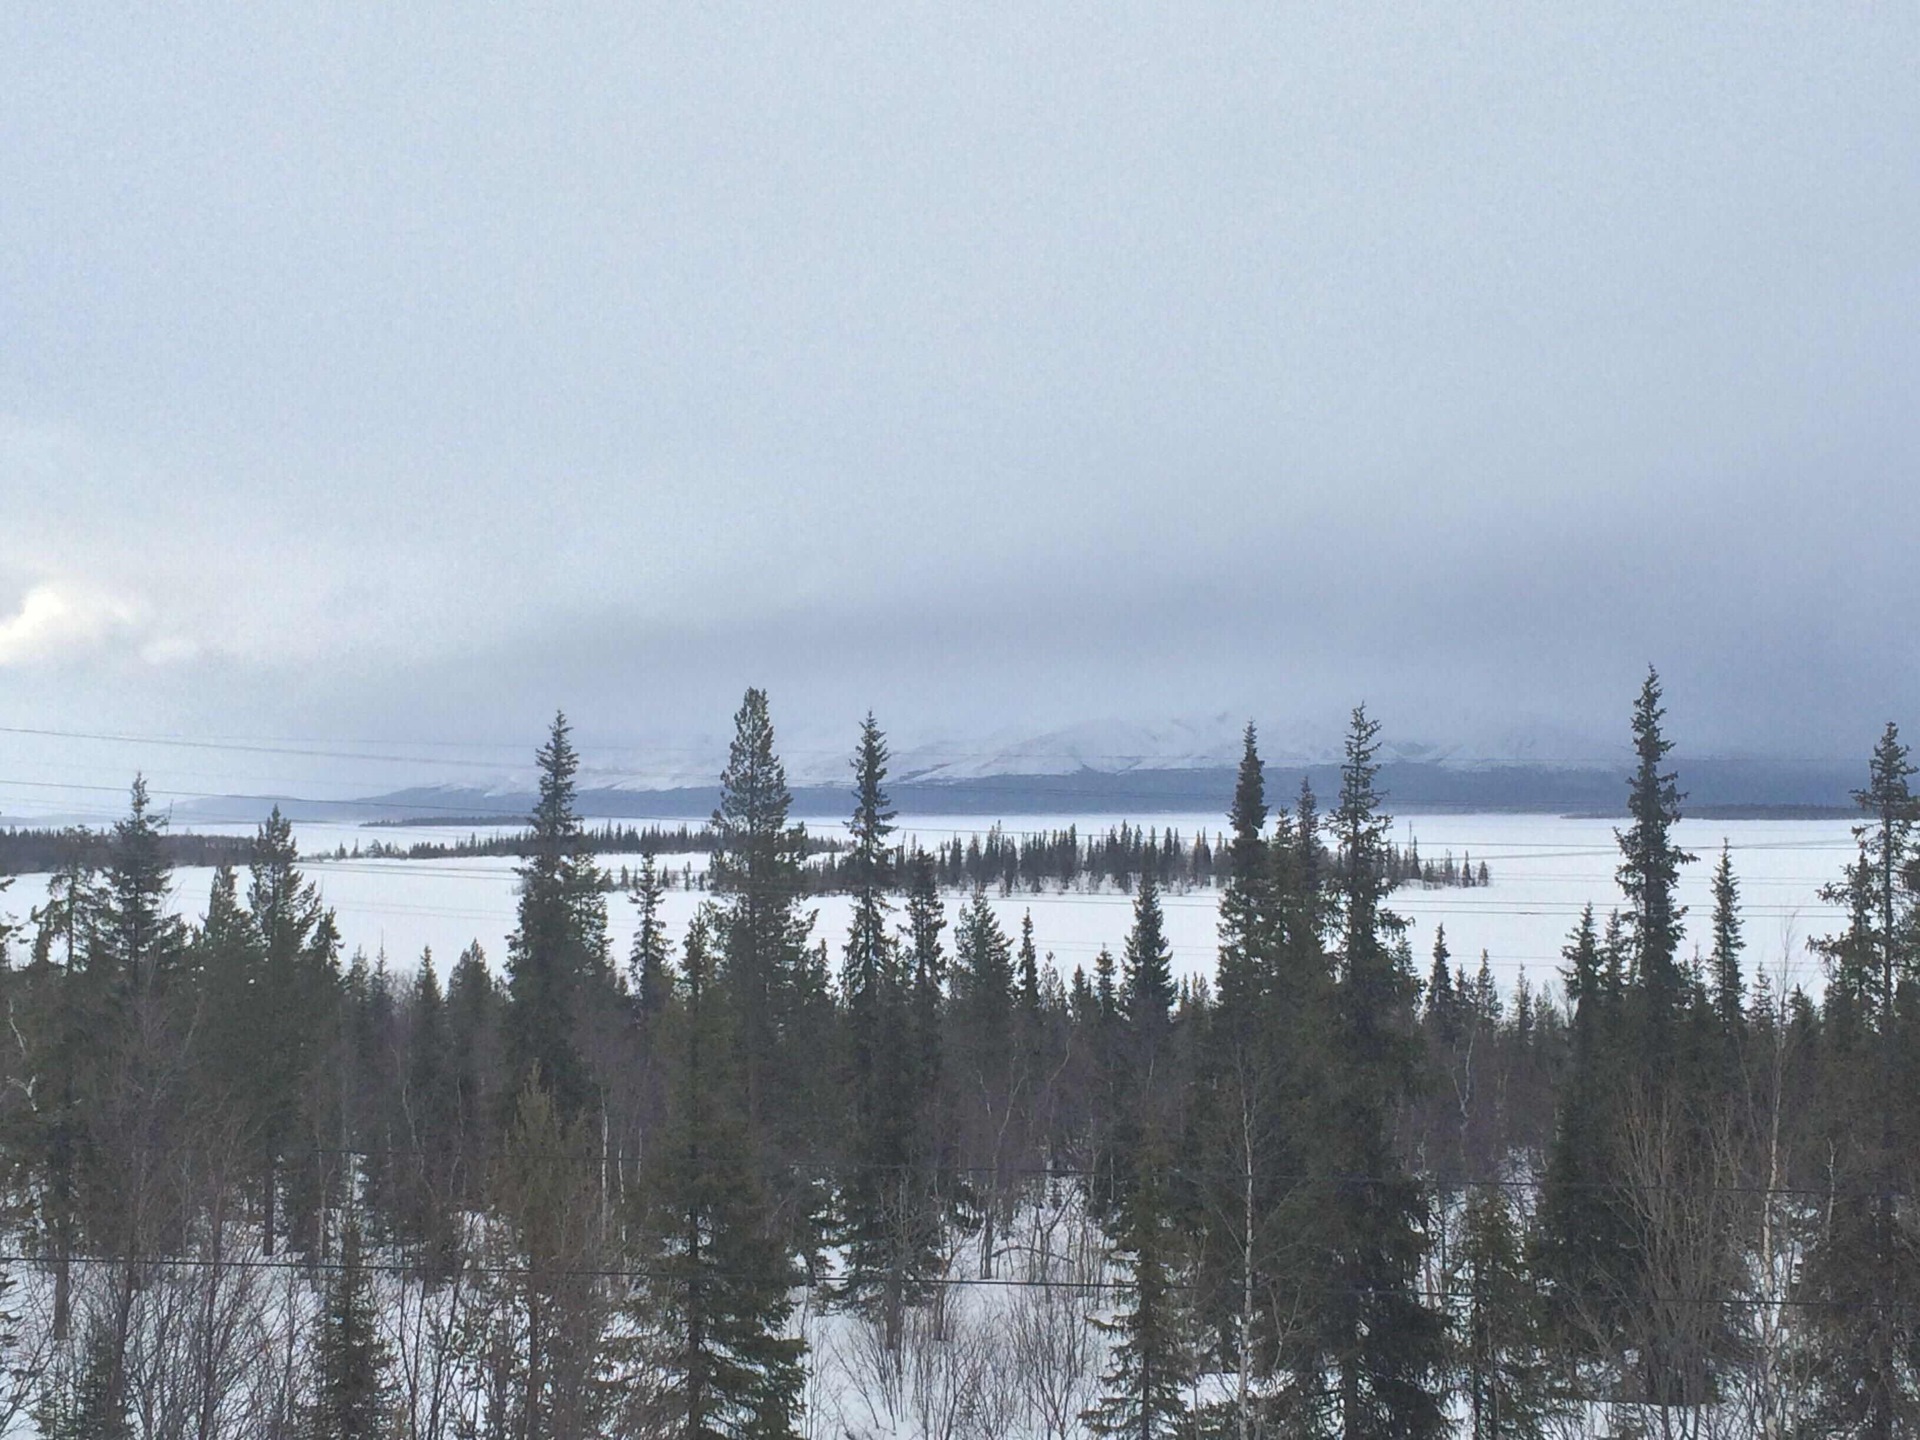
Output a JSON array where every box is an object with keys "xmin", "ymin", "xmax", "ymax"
[{"xmin": 0, "ymin": 812, "xmax": 1853, "ymax": 1000}]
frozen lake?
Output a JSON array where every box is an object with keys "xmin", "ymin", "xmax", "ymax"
[{"xmin": 1, "ymin": 811, "xmax": 1856, "ymax": 1003}]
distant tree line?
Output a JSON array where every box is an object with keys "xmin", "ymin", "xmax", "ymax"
[
  {"xmin": 0, "ymin": 672, "xmax": 1912, "ymax": 1439},
  {"xmin": 0, "ymin": 826, "xmax": 255, "ymax": 877},
  {"xmin": 345, "ymin": 821, "xmax": 844, "ymax": 864},
  {"xmin": 344, "ymin": 816, "xmax": 1491, "ymax": 896},
  {"xmin": 816, "ymin": 822, "xmax": 1489, "ymax": 895}
]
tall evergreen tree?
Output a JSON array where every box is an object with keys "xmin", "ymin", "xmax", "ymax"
[
  {"xmin": 841, "ymin": 713, "xmax": 897, "ymax": 1127},
  {"xmin": 445, "ymin": 943, "xmax": 502, "ymax": 1209},
  {"xmin": 1534, "ymin": 905, "xmax": 1636, "ymax": 1355},
  {"xmin": 1215, "ymin": 722, "xmax": 1271, "ymax": 1027},
  {"xmin": 836, "ymin": 715, "xmax": 935, "ymax": 1338},
  {"xmin": 399, "ymin": 958, "xmax": 459, "ymax": 1260},
  {"xmin": 902, "ymin": 849, "xmax": 948, "ymax": 1149},
  {"xmin": 1086, "ymin": 1147, "xmax": 1192, "ymax": 1440},
  {"xmin": 100, "ymin": 776, "xmax": 186, "ymax": 996},
  {"xmin": 1425, "ymin": 925, "xmax": 1459, "ymax": 1045},
  {"xmin": 504, "ymin": 712, "xmax": 610, "ymax": 1122},
  {"xmin": 308, "ymin": 1212, "xmax": 393, "ymax": 1440},
  {"xmin": 1295, "ymin": 706, "xmax": 1445, "ymax": 1439},
  {"xmin": 1458, "ymin": 1185, "xmax": 1556, "ymax": 1440},
  {"xmin": 708, "ymin": 689, "xmax": 813, "ymax": 1139},
  {"xmin": 1616, "ymin": 669, "xmax": 1695, "ymax": 1055},
  {"xmin": 1123, "ymin": 870, "xmax": 1175, "ymax": 1047},
  {"xmin": 1800, "ymin": 722, "xmax": 1920, "ymax": 1440},
  {"xmin": 1017, "ymin": 911, "xmax": 1042, "ymax": 1023},
  {"xmin": 246, "ymin": 807, "xmax": 341, "ymax": 1255},
  {"xmin": 634, "ymin": 911, "xmax": 805, "ymax": 1440},
  {"xmin": 951, "ymin": 888, "xmax": 1015, "ymax": 1085},
  {"xmin": 494, "ymin": 1076, "xmax": 615, "ymax": 1440},
  {"xmin": 1707, "ymin": 840, "xmax": 1745, "ymax": 1051},
  {"xmin": 630, "ymin": 853, "xmax": 673, "ymax": 1024}
]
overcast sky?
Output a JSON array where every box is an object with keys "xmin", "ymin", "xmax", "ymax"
[{"xmin": 3, "ymin": 4, "xmax": 1917, "ymax": 804}]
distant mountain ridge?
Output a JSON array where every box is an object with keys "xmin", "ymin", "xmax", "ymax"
[
  {"xmin": 167, "ymin": 715, "xmax": 1863, "ymax": 824},
  {"xmin": 312, "ymin": 758, "xmax": 1858, "ymax": 826}
]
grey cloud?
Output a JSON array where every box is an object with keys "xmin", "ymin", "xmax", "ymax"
[{"xmin": 1, "ymin": 2, "xmax": 1916, "ymax": 792}]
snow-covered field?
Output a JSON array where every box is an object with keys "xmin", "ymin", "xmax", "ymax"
[{"xmin": 1, "ymin": 812, "xmax": 1856, "ymax": 1000}]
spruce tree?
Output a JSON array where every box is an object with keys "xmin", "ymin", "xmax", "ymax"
[
  {"xmin": 1799, "ymin": 722, "xmax": 1920, "ymax": 1440},
  {"xmin": 247, "ymin": 807, "xmax": 342, "ymax": 1255},
  {"xmin": 445, "ymin": 943, "xmax": 501, "ymax": 1209},
  {"xmin": 504, "ymin": 712, "xmax": 610, "ymax": 1122},
  {"xmin": 1707, "ymin": 841, "xmax": 1745, "ymax": 1064},
  {"xmin": 1294, "ymin": 706, "xmax": 1444, "ymax": 1440},
  {"xmin": 1458, "ymin": 1185, "xmax": 1556, "ymax": 1440},
  {"xmin": 100, "ymin": 775, "xmax": 185, "ymax": 995},
  {"xmin": 1534, "ymin": 905, "xmax": 1635, "ymax": 1356},
  {"xmin": 842, "ymin": 713, "xmax": 896, "ymax": 1058},
  {"xmin": 836, "ymin": 715, "xmax": 933, "ymax": 1338},
  {"xmin": 1086, "ymin": 1147, "xmax": 1192, "ymax": 1440},
  {"xmin": 1425, "ymin": 925, "xmax": 1459, "ymax": 1045},
  {"xmin": 1215, "ymin": 722, "xmax": 1271, "ymax": 1029},
  {"xmin": 1092, "ymin": 878, "xmax": 1195, "ymax": 1440},
  {"xmin": 400, "ymin": 960, "xmax": 457, "ymax": 1260},
  {"xmin": 951, "ymin": 888, "xmax": 1015, "ymax": 1085},
  {"xmin": 494, "ymin": 1076, "xmax": 615, "ymax": 1439},
  {"xmin": 708, "ymin": 688, "xmax": 813, "ymax": 1140},
  {"xmin": 18, "ymin": 844, "xmax": 104, "ymax": 1344},
  {"xmin": 634, "ymin": 911, "xmax": 805, "ymax": 1440},
  {"xmin": 1123, "ymin": 870, "xmax": 1175, "ymax": 1047},
  {"xmin": 629, "ymin": 852, "xmax": 672, "ymax": 1023},
  {"xmin": 1018, "ymin": 911, "xmax": 1042, "ymax": 1023},
  {"xmin": 309, "ymin": 1212, "xmax": 393, "ymax": 1440},
  {"xmin": 196, "ymin": 862, "xmax": 257, "ymax": 1098},
  {"xmin": 1616, "ymin": 669, "xmax": 1695, "ymax": 1055},
  {"xmin": 39, "ymin": 1309, "xmax": 130, "ymax": 1440},
  {"xmin": 902, "ymin": 849, "xmax": 947, "ymax": 1150}
]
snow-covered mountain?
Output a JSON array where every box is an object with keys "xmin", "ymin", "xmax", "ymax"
[{"xmin": 315, "ymin": 713, "xmax": 1623, "ymax": 806}]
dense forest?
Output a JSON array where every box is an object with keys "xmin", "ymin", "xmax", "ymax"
[
  {"xmin": 0, "ymin": 670, "xmax": 1912, "ymax": 1438},
  {"xmin": 0, "ymin": 828, "xmax": 255, "ymax": 879},
  {"xmin": 341, "ymin": 814, "xmax": 1489, "ymax": 897}
]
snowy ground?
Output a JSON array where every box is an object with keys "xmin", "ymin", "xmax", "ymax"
[{"xmin": 0, "ymin": 812, "xmax": 1854, "ymax": 1002}]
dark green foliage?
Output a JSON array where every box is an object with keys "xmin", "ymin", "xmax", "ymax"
[
  {"xmin": 1616, "ymin": 669, "xmax": 1696, "ymax": 1054},
  {"xmin": 100, "ymin": 776, "xmax": 186, "ymax": 994},
  {"xmin": 630, "ymin": 852, "xmax": 672, "ymax": 1022},
  {"xmin": 444, "ymin": 942, "xmax": 502, "ymax": 1208},
  {"xmin": 494, "ymin": 1077, "xmax": 615, "ymax": 1439},
  {"xmin": 835, "ymin": 715, "xmax": 939, "ymax": 1336},
  {"xmin": 1123, "ymin": 871, "xmax": 1175, "ymax": 1046},
  {"xmin": 396, "ymin": 958, "xmax": 458, "ymax": 1259},
  {"xmin": 635, "ymin": 912, "xmax": 805, "ymax": 1440},
  {"xmin": 1424, "ymin": 925, "xmax": 1458, "ymax": 1045},
  {"xmin": 1798, "ymin": 722, "xmax": 1920, "ymax": 1440},
  {"xmin": 951, "ymin": 888, "xmax": 1015, "ymax": 1079},
  {"xmin": 903, "ymin": 848, "xmax": 948, "ymax": 1135},
  {"xmin": 309, "ymin": 1213, "xmax": 393, "ymax": 1440},
  {"xmin": 709, "ymin": 688, "xmax": 815, "ymax": 1145},
  {"xmin": 1708, "ymin": 841, "xmax": 1744, "ymax": 1041},
  {"xmin": 1292, "ymin": 707, "xmax": 1445, "ymax": 1440},
  {"xmin": 1017, "ymin": 910, "xmax": 1042, "ymax": 1023},
  {"xmin": 1534, "ymin": 906, "xmax": 1637, "ymax": 1350},
  {"xmin": 1214, "ymin": 723, "xmax": 1272, "ymax": 1027},
  {"xmin": 504, "ymin": 712, "xmax": 610, "ymax": 1122},
  {"xmin": 244, "ymin": 807, "xmax": 341, "ymax": 1256},
  {"xmin": 13, "ymin": 690, "xmax": 1920, "ymax": 1436},
  {"xmin": 1457, "ymin": 1186, "xmax": 1556, "ymax": 1439},
  {"xmin": 1086, "ymin": 1151, "xmax": 1192, "ymax": 1440}
]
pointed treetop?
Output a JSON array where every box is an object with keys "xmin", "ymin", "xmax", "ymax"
[
  {"xmin": 1229, "ymin": 721, "xmax": 1267, "ymax": 842},
  {"xmin": 1124, "ymin": 870, "xmax": 1175, "ymax": 1035},
  {"xmin": 532, "ymin": 710, "xmax": 582, "ymax": 848}
]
